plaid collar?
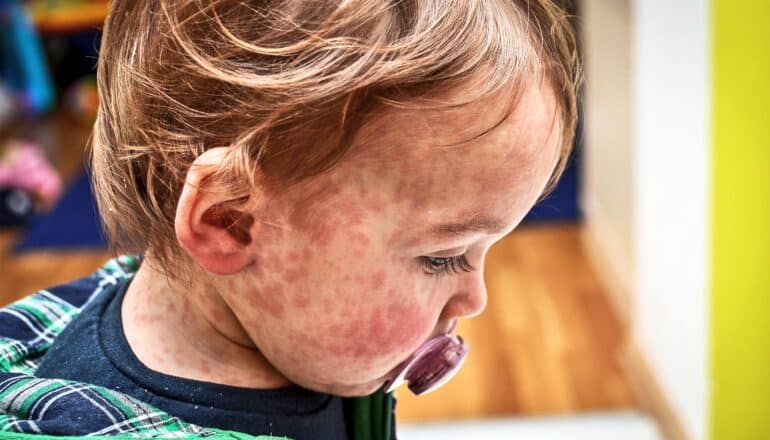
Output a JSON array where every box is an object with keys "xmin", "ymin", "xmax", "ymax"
[
  {"xmin": 0, "ymin": 256, "xmax": 394, "ymax": 440},
  {"xmin": 0, "ymin": 256, "xmax": 276, "ymax": 439}
]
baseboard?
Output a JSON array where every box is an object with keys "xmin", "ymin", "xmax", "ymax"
[{"xmin": 621, "ymin": 341, "xmax": 690, "ymax": 440}]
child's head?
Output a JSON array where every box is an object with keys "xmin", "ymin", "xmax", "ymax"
[{"xmin": 91, "ymin": 0, "xmax": 579, "ymax": 396}]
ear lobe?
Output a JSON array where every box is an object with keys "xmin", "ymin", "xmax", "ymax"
[{"xmin": 175, "ymin": 147, "xmax": 257, "ymax": 275}]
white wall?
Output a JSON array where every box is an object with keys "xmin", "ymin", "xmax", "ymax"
[
  {"xmin": 581, "ymin": 1, "xmax": 710, "ymax": 439},
  {"xmin": 631, "ymin": 1, "xmax": 709, "ymax": 439}
]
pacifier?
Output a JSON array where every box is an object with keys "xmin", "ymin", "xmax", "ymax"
[{"xmin": 383, "ymin": 321, "xmax": 468, "ymax": 395}]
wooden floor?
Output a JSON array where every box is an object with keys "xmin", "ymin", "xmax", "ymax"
[{"xmin": 0, "ymin": 109, "xmax": 639, "ymax": 422}]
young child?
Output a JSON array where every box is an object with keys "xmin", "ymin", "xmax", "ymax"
[{"xmin": 0, "ymin": 1, "xmax": 579, "ymax": 438}]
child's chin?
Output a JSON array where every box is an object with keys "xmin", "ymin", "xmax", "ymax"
[{"xmin": 310, "ymin": 378, "xmax": 386, "ymax": 397}]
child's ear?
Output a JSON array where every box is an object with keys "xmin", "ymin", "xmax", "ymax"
[{"xmin": 175, "ymin": 147, "xmax": 260, "ymax": 275}]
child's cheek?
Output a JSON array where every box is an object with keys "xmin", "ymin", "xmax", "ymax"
[
  {"xmin": 321, "ymin": 296, "xmax": 430, "ymax": 362},
  {"xmin": 271, "ymin": 269, "xmax": 432, "ymax": 371},
  {"xmin": 238, "ymin": 242, "xmax": 316, "ymax": 320},
  {"xmin": 311, "ymin": 244, "xmax": 432, "ymax": 358}
]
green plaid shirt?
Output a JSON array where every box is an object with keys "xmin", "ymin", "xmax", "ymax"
[{"xmin": 0, "ymin": 257, "xmax": 393, "ymax": 440}]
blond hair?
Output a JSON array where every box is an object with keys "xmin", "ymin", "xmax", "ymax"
[{"xmin": 91, "ymin": 0, "xmax": 580, "ymax": 270}]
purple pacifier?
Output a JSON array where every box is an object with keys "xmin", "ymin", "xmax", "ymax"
[{"xmin": 383, "ymin": 321, "xmax": 469, "ymax": 395}]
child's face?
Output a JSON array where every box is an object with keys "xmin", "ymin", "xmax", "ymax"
[{"xmin": 221, "ymin": 81, "xmax": 561, "ymax": 396}]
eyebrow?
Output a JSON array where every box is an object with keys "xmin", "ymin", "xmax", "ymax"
[{"xmin": 427, "ymin": 214, "xmax": 509, "ymax": 237}]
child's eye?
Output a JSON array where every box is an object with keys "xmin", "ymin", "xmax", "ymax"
[{"xmin": 421, "ymin": 255, "xmax": 475, "ymax": 277}]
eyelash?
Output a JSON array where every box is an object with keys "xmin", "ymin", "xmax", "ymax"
[{"xmin": 421, "ymin": 255, "xmax": 475, "ymax": 277}]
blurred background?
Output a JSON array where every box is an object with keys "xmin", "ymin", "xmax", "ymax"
[{"xmin": 0, "ymin": 1, "xmax": 767, "ymax": 439}]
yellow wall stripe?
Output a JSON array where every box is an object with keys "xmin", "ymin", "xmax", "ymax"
[{"xmin": 711, "ymin": 1, "xmax": 770, "ymax": 439}]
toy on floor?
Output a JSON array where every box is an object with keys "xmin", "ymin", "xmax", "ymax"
[
  {"xmin": 0, "ymin": 140, "xmax": 62, "ymax": 213},
  {"xmin": 0, "ymin": 188, "xmax": 34, "ymax": 227}
]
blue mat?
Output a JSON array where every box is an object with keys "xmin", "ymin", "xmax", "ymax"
[
  {"xmin": 522, "ymin": 118, "xmax": 583, "ymax": 224},
  {"xmin": 14, "ymin": 171, "xmax": 107, "ymax": 252},
  {"xmin": 522, "ymin": 144, "xmax": 581, "ymax": 224}
]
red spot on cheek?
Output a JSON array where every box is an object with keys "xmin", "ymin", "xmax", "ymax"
[
  {"xmin": 282, "ymin": 266, "xmax": 310, "ymax": 282},
  {"xmin": 334, "ymin": 307, "xmax": 421, "ymax": 360},
  {"xmin": 369, "ymin": 271, "xmax": 386, "ymax": 290},
  {"xmin": 343, "ymin": 319, "xmax": 363, "ymax": 339},
  {"xmin": 352, "ymin": 345, "xmax": 368, "ymax": 359},
  {"xmin": 328, "ymin": 322, "xmax": 345, "ymax": 334},
  {"xmin": 349, "ymin": 231, "xmax": 371, "ymax": 246},
  {"xmin": 353, "ymin": 270, "xmax": 385, "ymax": 293},
  {"xmin": 315, "ymin": 318, "xmax": 370, "ymax": 359},
  {"xmin": 321, "ymin": 298, "xmax": 334, "ymax": 313},
  {"xmin": 366, "ymin": 313, "xmax": 388, "ymax": 341},
  {"xmin": 384, "ymin": 302, "xmax": 423, "ymax": 347},
  {"xmin": 334, "ymin": 199, "xmax": 368, "ymax": 229},
  {"xmin": 247, "ymin": 283, "xmax": 286, "ymax": 319},
  {"xmin": 365, "ymin": 195, "xmax": 386, "ymax": 212},
  {"xmin": 290, "ymin": 204, "xmax": 336, "ymax": 248},
  {"xmin": 312, "ymin": 220, "xmax": 336, "ymax": 247},
  {"xmin": 262, "ymin": 251, "xmax": 285, "ymax": 274},
  {"xmin": 291, "ymin": 292, "xmax": 312, "ymax": 309},
  {"xmin": 350, "ymin": 232, "xmax": 371, "ymax": 259}
]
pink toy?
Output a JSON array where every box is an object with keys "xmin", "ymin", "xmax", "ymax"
[{"xmin": 0, "ymin": 140, "xmax": 62, "ymax": 210}]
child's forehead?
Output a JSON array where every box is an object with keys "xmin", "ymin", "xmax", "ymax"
[
  {"xmin": 284, "ymin": 81, "xmax": 558, "ymax": 221},
  {"xmin": 350, "ymin": 81, "xmax": 558, "ymax": 171},
  {"xmin": 288, "ymin": 82, "xmax": 560, "ymax": 221},
  {"xmin": 359, "ymin": 96, "xmax": 512, "ymax": 153}
]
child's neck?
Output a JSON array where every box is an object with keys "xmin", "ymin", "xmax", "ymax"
[{"xmin": 121, "ymin": 260, "xmax": 292, "ymax": 390}]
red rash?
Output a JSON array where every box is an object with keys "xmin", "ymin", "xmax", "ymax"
[
  {"xmin": 204, "ymin": 82, "xmax": 561, "ymax": 396},
  {"xmin": 247, "ymin": 282, "xmax": 286, "ymax": 319}
]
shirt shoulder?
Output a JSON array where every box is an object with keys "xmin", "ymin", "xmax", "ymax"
[{"xmin": 0, "ymin": 256, "xmax": 140, "ymax": 374}]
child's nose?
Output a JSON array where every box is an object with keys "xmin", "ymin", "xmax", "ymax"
[{"xmin": 438, "ymin": 274, "xmax": 488, "ymax": 321}]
